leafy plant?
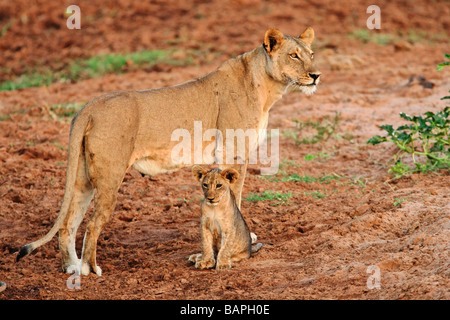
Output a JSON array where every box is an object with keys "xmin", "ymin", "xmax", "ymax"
[
  {"xmin": 368, "ymin": 108, "xmax": 449, "ymax": 177},
  {"xmin": 393, "ymin": 197, "xmax": 407, "ymax": 207},
  {"xmin": 438, "ymin": 54, "xmax": 450, "ymax": 100},
  {"xmin": 368, "ymin": 54, "xmax": 450, "ymax": 178},
  {"xmin": 437, "ymin": 53, "xmax": 450, "ymax": 72}
]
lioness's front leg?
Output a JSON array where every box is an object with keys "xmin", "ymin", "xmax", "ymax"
[{"xmin": 220, "ymin": 162, "xmax": 247, "ymax": 209}]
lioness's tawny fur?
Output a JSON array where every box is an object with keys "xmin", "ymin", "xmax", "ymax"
[
  {"xmin": 17, "ymin": 28, "xmax": 320, "ymax": 276},
  {"xmin": 189, "ymin": 166, "xmax": 262, "ymax": 270}
]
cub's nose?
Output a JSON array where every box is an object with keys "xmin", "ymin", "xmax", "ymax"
[
  {"xmin": 309, "ymin": 72, "xmax": 321, "ymax": 82},
  {"xmin": 206, "ymin": 196, "xmax": 215, "ymax": 201}
]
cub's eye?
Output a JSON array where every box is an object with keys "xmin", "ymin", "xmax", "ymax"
[
  {"xmin": 202, "ymin": 183, "xmax": 208, "ymax": 188},
  {"xmin": 216, "ymin": 184, "xmax": 223, "ymax": 188},
  {"xmin": 289, "ymin": 53, "xmax": 299, "ymax": 59}
]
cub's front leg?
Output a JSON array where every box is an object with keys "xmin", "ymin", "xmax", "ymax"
[
  {"xmin": 215, "ymin": 233, "xmax": 234, "ymax": 270},
  {"xmin": 194, "ymin": 221, "xmax": 216, "ymax": 269}
]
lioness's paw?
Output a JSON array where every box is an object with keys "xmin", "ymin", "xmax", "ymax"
[
  {"xmin": 94, "ymin": 265, "xmax": 102, "ymax": 277},
  {"xmin": 80, "ymin": 262, "xmax": 91, "ymax": 276},
  {"xmin": 65, "ymin": 264, "xmax": 80, "ymax": 275}
]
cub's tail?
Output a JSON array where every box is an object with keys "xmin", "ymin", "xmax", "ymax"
[
  {"xmin": 250, "ymin": 232, "xmax": 273, "ymax": 253},
  {"xmin": 251, "ymin": 242, "xmax": 273, "ymax": 253}
]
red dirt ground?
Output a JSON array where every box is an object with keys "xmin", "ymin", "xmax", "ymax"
[{"xmin": 0, "ymin": 0, "xmax": 449, "ymax": 300}]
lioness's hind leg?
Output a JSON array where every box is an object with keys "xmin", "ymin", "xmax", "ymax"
[
  {"xmin": 59, "ymin": 187, "xmax": 93, "ymax": 273},
  {"xmin": 80, "ymin": 187, "xmax": 119, "ymax": 276},
  {"xmin": 59, "ymin": 154, "xmax": 94, "ymax": 274}
]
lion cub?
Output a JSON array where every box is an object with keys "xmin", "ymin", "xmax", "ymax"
[{"xmin": 189, "ymin": 166, "xmax": 263, "ymax": 270}]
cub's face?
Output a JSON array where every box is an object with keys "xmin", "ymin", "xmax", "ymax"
[
  {"xmin": 263, "ymin": 28, "xmax": 321, "ymax": 95},
  {"xmin": 192, "ymin": 166, "xmax": 239, "ymax": 207}
]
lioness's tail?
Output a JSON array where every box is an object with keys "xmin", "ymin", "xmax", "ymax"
[{"xmin": 16, "ymin": 114, "xmax": 92, "ymax": 262}]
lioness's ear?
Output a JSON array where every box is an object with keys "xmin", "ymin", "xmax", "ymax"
[
  {"xmin": 264, "ymin": 29, "xmax": 284, "ymax": 54},
  {"xmin": 299, "ymin": 27, "xmax": 314, "ymax": 46},
  {"xmin": 220, "ymin": 168, "xmax": 240, "ymax": 184},
  {"xmin": 192, "ymin": 165, "xmax": 207, "ymax": 182}
]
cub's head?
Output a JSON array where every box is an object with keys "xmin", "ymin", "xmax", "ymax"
[
  {"xmin": 263, "ymin": 27, "xmax": 321, "ymax": 95},
  {"xmin": 192, "ymin": 166, "xmax": 239, "ymax": 207}
]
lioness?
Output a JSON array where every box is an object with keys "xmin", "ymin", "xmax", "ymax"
[
  {"xmin": 17, "ymin": 28, "xmax": 320, "ymax": 276},
  {"xmin": 189, "ymin": 166, "xmax": 263, "ymax": 270}
]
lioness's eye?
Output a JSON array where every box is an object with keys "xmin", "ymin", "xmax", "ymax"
[
  {"xmin": 289, "ymin": 53, "xmax": 298, "ymax": 59},
  {"xmin": 216, "ymin": 184, "xmax": 222, "ymax": 188},
  {"xmin": 311, "ymin": 52, "xmax": 314, "ymax": 59}
]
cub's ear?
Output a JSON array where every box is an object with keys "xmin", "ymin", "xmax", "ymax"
[
  {"xmin": 299, "ymin": 27, "xmax": 314, "ymax": 46},
  {"xmin": 192, "ymin": 165, "xmax": 207, "ymax": 182},
  {"xmin": 264, "ymin": 29, "xmax": 284, "ymax": 54},
  {"xmin": 220, "ymin": 168, "xmax": 240, "ymax": 184}
]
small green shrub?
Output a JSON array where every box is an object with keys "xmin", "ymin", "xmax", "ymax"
[
  {"xmin": 368, "ymin": 54, "xmax": 450, "ymax": 178},
  {"xmin": 368, "ymin": 107, "xmax": 449, "ymax": 177}
]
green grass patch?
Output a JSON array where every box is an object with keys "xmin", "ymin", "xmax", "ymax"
[
  {"xmin": 67, "ymin": 50, "xmax": 168, "ymax": 80},
  {"xmin": 0, "ymin": 49, "xmax": 196, "ymax": 91},
  {"xmin": 281, "ymin": 173, "xmax": 340, "ymax": 184},
  {"xmin": 245, "ymin": 190, "xmax": 293, "ymax": 206},
  {"xmin": 349, "ymin": 29, "xmax": 449, "ymax": 46},
  {"xmin": 262, "ymin": 171, "xmax": 341, "ymax": 184},
  {"xmin": 0, "ymin": 19, "xmax": 14, "ymax": 37},
  {"xmin": 348, "ymin": 29, "xmax": 395, "ymax": 45},
  {"xmin": 49, "ymin": 102, "xmax": 85, "ymax": 118},
  {"xmin": 283, "ymin": 112, "xmax": 341, "ymax": 145},
  {"xmin": 0, "ymin": 73, "xmax": 55, "ymax": 91},
  {"xmin": 304, "ymin": 152, "xmax": 331, "ymax": 162},
  {"xmin": 304, "ymin": 191, "xmax": 327, "ymax": 199}
]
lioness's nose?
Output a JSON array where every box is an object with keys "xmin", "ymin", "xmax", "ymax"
[{"xmin": 309, "ymin": 72, "xmax": 321, "ymax": 81}]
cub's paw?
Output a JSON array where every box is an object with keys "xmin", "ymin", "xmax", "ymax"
[
  {"xmin": 195, "ymin": 258, "xmax": 216, "ymax": 269},
  {"xmin": 215, "ymin": 260, "xmax": 232, "ymax": 271},
  {"xmin": 188, "ymin": 253, "xmax": 202, "ymax": 263}
]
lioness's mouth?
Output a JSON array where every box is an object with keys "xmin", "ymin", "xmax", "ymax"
[{"xmin": 296, "ymin": 82, "xmax": 316, "ymax": 87}]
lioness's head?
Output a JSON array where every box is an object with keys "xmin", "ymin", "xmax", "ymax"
[
  {"xmin": 263, "ymin": 28, "xmax": 321, "ymax": 95},
  {"xmin": 193, "ymin": 166, "xmax": 239, "ymax": 207}
]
